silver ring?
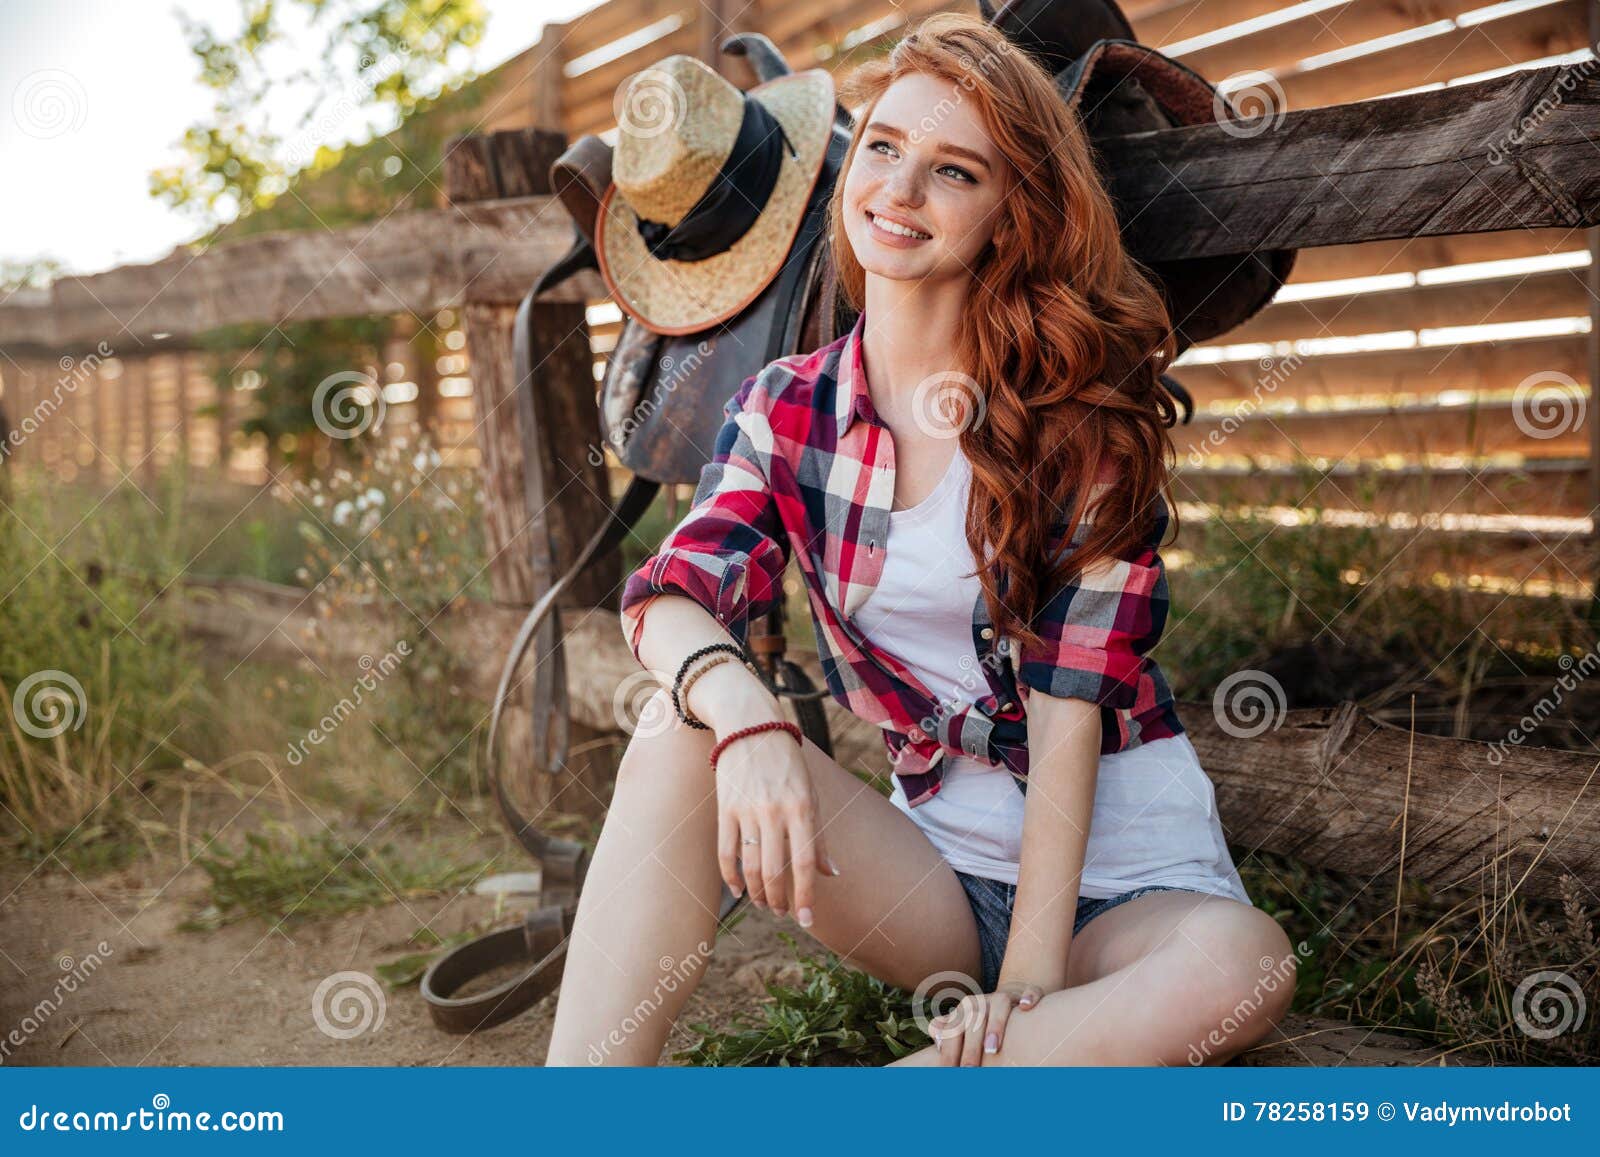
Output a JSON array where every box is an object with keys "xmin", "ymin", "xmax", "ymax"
[{"xmin": 741, "ymin": 836, "xmax": 760, "ymax": 846}]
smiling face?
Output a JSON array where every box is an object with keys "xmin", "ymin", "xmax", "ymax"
[{"xmin": 840, "ymin": 72, "xmax": 1011, "ymax": 286}]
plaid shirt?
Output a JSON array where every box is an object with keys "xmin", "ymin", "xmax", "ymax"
[{"xmin": 620, "ymin": 311, "xmax": 1184, "ymax": 806}]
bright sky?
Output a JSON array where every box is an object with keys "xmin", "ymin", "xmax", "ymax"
[{"xmin": 0, "ymin": 0, "xmax": 604, "ymax": 276}]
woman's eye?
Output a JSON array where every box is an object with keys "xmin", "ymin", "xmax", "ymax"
[{"xmin": 867, "ymin": 140, "xmax": 974, "ymax": 183}]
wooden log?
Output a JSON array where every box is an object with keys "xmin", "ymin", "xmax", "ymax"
[
  {"xmin": 168, "ymin": 575, "xmax": 1596, "ymax": 907},
  {"xmin": 1183, "ymin": 699, "xmax": 1600, "ymax": 912},
  {"xmin": 1104, "ymin": 63, "xmax": 1600, "ymax": 262},
  {"xmin": 0, "ymin": 198, "xmax": 605, "ymax": 350}
]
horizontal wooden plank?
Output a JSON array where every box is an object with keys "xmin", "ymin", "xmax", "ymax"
[
  {"xmin": 1105, "ymin": 63, "xmax": 1600, "ymax": 262},
  {"xmin": 1175, "ymin": 396, "xmax": 1591, "ymax": 460},
  {"xmin": 1279, "ymin": 0, "xmax": 1586, "ymax": 109},
  {"xmin": 1181, "ymin": 0, "xmax": 1485, "ymax": 85},
  {"xmin": 0, "ymin": 197, "xmax": 605, "ymax": 350},
  {"xmin": 562, "ymin": 25, "xmax": 701, "ymax": 119},
  {"xmin": 1228, "ymin": 266, "xmax": 1591, "ymax": 343},
  {"xmin": 1173, "ymin": 459, "xmax": 1594, "ymax": 518},
  {"xmin": 1286, "ymin": 227, "xmax": 1584, "ymax": 282},
  {"xmin": 1173, "ymin": 333, "xmax": 1587, "ymax": 407},
  {"xmin": 561, "ymin": 0, "xmax": 687, "ymax": 62},
  {"xmin": 1129, "ymin": 0, "xmax": 1294, "ymax": 48}
]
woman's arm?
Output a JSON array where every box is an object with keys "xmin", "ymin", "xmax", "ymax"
[
  {"xmin": 997, "ymin": 693, "xmax": 1102, "ymax": 994},
  {"xmin": 620, "ymin": 594, "xmax": 782, "ymax": 734}
]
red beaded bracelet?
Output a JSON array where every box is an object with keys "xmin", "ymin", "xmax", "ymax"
[{"xmin": 709, "ymin": 719, "xmax": 802, "ymax": 773}]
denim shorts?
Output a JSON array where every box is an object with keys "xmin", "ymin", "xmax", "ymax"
[{"xmin": 954, "ymin": 870, "xmax": 1206, "ymax": 993}]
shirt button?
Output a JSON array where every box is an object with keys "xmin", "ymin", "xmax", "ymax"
[{"xmin": 979, "ymin": 627, "xmax": 994, "ymax": 639}]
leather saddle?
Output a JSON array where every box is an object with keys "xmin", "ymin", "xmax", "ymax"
[{"xmin": 424, "ymin": 1, "xmax": 1295, "ymax": 1033}]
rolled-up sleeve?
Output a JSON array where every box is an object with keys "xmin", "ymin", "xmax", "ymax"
[
  {"xmin": 619, "ymin": 371, "xmax": 790, "ymax": 664},
  {"xmin": 1013, "ymin": 491, "xmax": 1171, "ymax": 710}
]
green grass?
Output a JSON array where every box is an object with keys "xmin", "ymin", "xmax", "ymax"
[
  {"xmin": 673, "ymin": 933, "xmax": 932, "ymax": 1066},
  {"xmin": 180, "ymin": 820, "xmax": 495, "ymax": 930}
]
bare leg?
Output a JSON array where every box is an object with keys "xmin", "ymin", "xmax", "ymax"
[
  {"xmin": 889, "ymin": 890, "xmax": 1296, "ymax": 1066},
  {"xmin": 545, "ymin": 689, "xmax": 982, "ymax": 1064}
]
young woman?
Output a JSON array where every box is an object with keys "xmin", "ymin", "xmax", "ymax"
[{"xmin": 546, "ymin": 13, "xmax": 1294, "ymax": 1067}]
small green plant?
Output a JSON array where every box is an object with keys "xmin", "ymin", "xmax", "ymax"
[
  {"xmin": 181, "ymin": 819, "xmax": 493, "ymax": 930},
  {"xmin": 674, "ymin": 934, "xmax": 930, "ymax": 1066}
]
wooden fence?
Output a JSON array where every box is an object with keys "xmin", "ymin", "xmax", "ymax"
[{"xmin": 1, "ymin": 0, "xmax": 1595, "ymax": 596}]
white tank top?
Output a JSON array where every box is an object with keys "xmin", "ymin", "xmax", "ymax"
[{"xmin": 850, "ymin": 445, "xmax": 1249, "ymax": 902}]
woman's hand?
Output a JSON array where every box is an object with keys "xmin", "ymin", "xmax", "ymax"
[
  {"xmin": 928, "ymin": 980, "xmax": 1046, "ymax": 1065},
  {"xmin": 713, "ymin": 727, "xmax": 836, "ymax": 927}
]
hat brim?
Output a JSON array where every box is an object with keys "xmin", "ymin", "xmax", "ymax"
[{"xmin": 596, "ymin": 68, "xmax": 836, "ymax": 336}]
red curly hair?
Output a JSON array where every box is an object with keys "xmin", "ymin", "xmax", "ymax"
[{"xmin": 827, "ymin": 11, "xmax": 1181, "ymax": 659}]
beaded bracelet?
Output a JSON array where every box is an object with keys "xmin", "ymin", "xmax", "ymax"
[
  {"xmin": 678, "ymin": 653, "xmax": 732, "ymax": 717},
  {"xmin": 671, "ymin": 642, "xmax": 759, "ymax": 730},
  {"xmin": 709, "ymin": 719, "xmax": 801, "ymax": 774}
]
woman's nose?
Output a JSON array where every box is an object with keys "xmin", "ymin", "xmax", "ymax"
[{"xmin": 883, "ymin": 164, "xmax": 923, "ymax": 206}]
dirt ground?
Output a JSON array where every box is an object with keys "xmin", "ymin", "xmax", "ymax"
[{"xmin": 0, "ymin": 801, "xmax": 803, "ymax": 1067}]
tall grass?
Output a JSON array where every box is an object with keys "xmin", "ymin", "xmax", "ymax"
[{"xmin": 0, "ymin": 470, "xmax": 199, "ymax": 865}]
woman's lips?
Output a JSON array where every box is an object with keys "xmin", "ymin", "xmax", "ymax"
[{"xmin": 866, "ymin": 209, "xmax": 932, "ymax": 246}]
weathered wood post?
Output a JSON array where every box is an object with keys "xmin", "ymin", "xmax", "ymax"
[{"xmin": 444, "ymin": 126, "xmax": 621, "ymax": 828}]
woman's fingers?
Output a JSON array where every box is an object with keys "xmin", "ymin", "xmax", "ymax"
[
  {"xmin": 959, "ymin": 997, "xmax": 992, "ymax": 1066},
  {"xmin": 786, "ymin": 802, "xmax": 818, "ymax": 927},
  {"xmin": 739, "ymin": 816, "xmax": 768, "ymax": 909},
  {"xmin": 717, "ymin": 811, "xmax": 743, "ymax": 899},
  {"xmin": 985, "ymin": 996, "xmax": 1014, "ymax": 1057},
  {"xmin": 760, "ymin": 808, "xmax": 789, "ymax": 915}
]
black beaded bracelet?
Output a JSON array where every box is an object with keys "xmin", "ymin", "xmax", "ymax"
[{"xmin": 671, "ymin": 642, "xmax": 757, "ymax": 730}]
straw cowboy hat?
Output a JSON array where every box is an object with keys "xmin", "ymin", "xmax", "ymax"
[{"xmin": 595, "ymin": 54, "xmax": 836, "ymax": 336}]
